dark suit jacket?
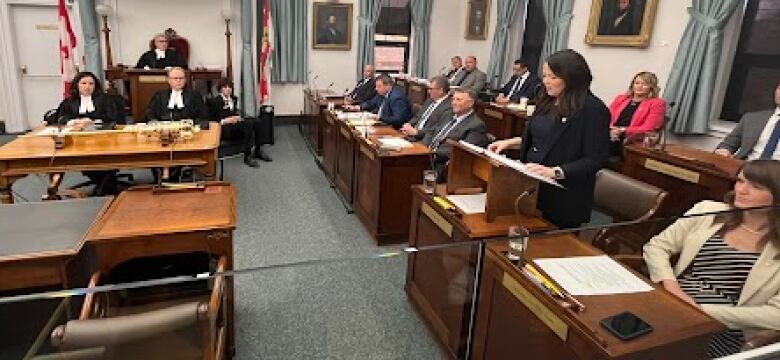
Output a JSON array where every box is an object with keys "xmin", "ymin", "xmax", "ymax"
[
  {"xmin": 717, "ymin": 109, "xmax": 776, "ymax": 159},
  {"xmin": 520, "ymin": 93, "xmax": 610, "ymax": 228},
  {"xmin": 53, "ymin": 94, "xmax": 119, "ymax": 130},
  {"xmin": 135, "ymin": 49, "xmax": 188, "ymax": 69},
  {"xmin": 500, "ymin": 73, "xmax": 541, "ymax": 102},
  {"xmin": 207, "ymin": 95, "xmax": 240, "ymax": 121},
  {"xmin": 145, "ymin": 89, "xmax": 209, "ymax": 127},
  {"xmin": 317, "ymin": 26, "xmax": 344, "ymax": 44},
  {"xmin": 407, "ymin": 96, "xmax": 452, "ymax": 141},
  {"xmin": 423, "ymin": 110, "xmax": 489, "ymax": 166},
  {"xmin": 360, "ymin": 86, "xmax": 412, "ymax": 128},
  {"xmin": 349, "ymin": 77, "xmax": 377, "ymax": 104}
]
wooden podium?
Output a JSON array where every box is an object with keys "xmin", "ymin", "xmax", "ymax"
[{"xmin": 406, "ymin": 141, "xmax": 551, "ymax": 359}]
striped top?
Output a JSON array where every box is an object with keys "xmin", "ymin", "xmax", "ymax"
[{"xmin": 678, "ymin": 234, "xmax": 760, "ymax": 358}]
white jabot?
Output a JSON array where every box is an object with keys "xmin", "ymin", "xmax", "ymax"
[
  {"xmin": 78, "ymin": 95, "xmax": 95, "ymax": 114},
  {"xmin": 154, "ymin": 49, "xmax": 166, "ymax": 60},
  {"xmin": 222, "ymin": 94, "xmax": 234, "ymax": 111},
  {"xmin": 168, "ymin": 90, "xmax": 184, "ymax": 109}
]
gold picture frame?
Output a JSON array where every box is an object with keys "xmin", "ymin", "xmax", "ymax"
[
  {"xmin": 313, "ymin": 2, "xmax": 353, "ymax": 50},
  {"xmin": 585, "ymin": 0, "xmax": 658, "ymax": 48},
  {"xmin": 465, "ymin": 0, "xmax": 491, "ymax": 40}
]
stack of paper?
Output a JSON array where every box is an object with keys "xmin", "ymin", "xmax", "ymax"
[
  {"xmin": 34, "ymin": 127, "xmax": 74, "ymax": 136},
  {"xmin": 458, "ymin": 140, "xmax": 563, "ymax": 188},
  {"xmin": 534, "ymin": 255, "xmax": 653, "ymax": 296},
  {"xmin": 378, "ymin": 137, "xmax": 413, "ymax": 150},
  {"xmin": 446, "ymin": 193, "xmax": 486, "ymax": 214}
]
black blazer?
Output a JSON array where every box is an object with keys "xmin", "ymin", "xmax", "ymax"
[
  {"xmin": 500, "ymin": 73, "xmax": 541, "ymax": 102},
  {"xmin": 207, "ymin": 95, "xmax": 239, "ymax": 121},
  {"xmin": 407, "ymin": 96, "xmax": 452, "ymax": 141},
  {"xmin": 145, "ymin": 89, "xmax": 209, "ymax": 127},
  {"xmin": 135, "ymin": 49, "xmax": 188, "ymax": 69},
  {"xmin": 519, "ymin": 93, "xmax": 610, "ymax": 228},
  {"xmin": 349, "ymin": 77, "xmax": 377, "ymax": 104},
  {"xmin": 53, "ymin": 94, "xmax": 119, "ymax": 130}
]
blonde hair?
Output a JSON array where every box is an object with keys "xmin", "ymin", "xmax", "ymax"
[{"xmin": 626, "ymin": 71, "xmax": 660, "ymax": 99}]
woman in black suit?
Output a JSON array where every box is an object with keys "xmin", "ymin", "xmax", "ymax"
[
  {"xmin": 488, "ymin": 49, "xmax": 610, "ymax": 228},
  {"xmin": 52, "ymin": 71, "xmax": 119, "ymax": 130}
]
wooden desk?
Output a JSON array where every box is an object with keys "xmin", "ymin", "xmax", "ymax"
[
  {"xmin": 84, "ymin": 182, "xmax": 237, "ymax": 354},
  {"xmin": 395, "ymin": 78, "xmax": 430, "ymax": 108},
  {"xmin": 622, "ymin": 144, "xmax": 741, "ymax": 216},
  {"xmin": 0, "ymin": 125, "xmax": 220, "ymax": 203},
  {"xmin": 334, "ymin": 118, "xmax": 357, "ymax": 204},
  {"xmin": 0, "ymin": 197, "xmax": 111, "ymax": 291},
  {"xmin": 475, "ymin": 101, "xmax": 528, "ymax": 140},
  {"xmin": 302, "ymin": 89, "xmax": 343, "ymax": 155},
  {"xmin": 405, "ymin": 185, "xmax": 551, "ymax": 359},
  {"xmin": 471, "ymin": 238, "xmax": 723, "ymax": 359}
]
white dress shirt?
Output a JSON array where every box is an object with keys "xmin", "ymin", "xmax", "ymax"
[
  {"xmin": 78, "ymin": 95, "xmax": 95, "ymax": 114},
  {"xmin": 508, "ymin": 72, "xmax": 530, "ymax": 98},
  {"xmin": 416, "ymin": 96, "xmax": 447, "ymax": 130},
  {"xmin": 747, "ymin": 107, "xmax": 780, "ymax": 160},
  {"xmin": 168, "ymin": 90, "xmax": 184, "ymax": 109},
  {"xmin": 222, "ymin": 95, "xmax": 234, "ymax": 111},
  {"xmin": 154, "ymin": 49, "xmax": 166, "ymax": 60}
]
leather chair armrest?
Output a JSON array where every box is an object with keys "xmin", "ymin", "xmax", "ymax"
[{"xmin": 743, "ymin": 330, "xmax": 780, "ymax": 351}]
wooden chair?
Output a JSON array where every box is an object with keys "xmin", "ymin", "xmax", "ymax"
[
  {"xmin": 590, "ymin": 169, "xmax": 668, "ymax": 254},
  {"xmin": 47, "ymin": 256, "xmax": 228, "ymax": 360},
  {"xmin": 614, "ymin": 254, "xmax": 780, "ymax": 352}
]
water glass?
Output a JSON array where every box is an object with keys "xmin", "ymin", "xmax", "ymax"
[
  {"xmin": 506, "ymin": 225, "xmax": 529, "ymax": 264},
  {"xmin": 422, "ymin": 170, "xmax": 437, "ymax": 194},
  {"xmin": 643, "ymin": 131, "xmax": 661, "ymax": 148},
  {"xmin": 526, "ymin": 105, "xmax": 536, "ymax": 116}
]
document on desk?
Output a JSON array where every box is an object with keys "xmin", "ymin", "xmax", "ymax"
[
  {"xmin": 534, "ymin": 255, "xmax": 653, "ymax": 296},
  {"xmin": 458, "ymin": 140, "xmax": 564, "ymax": 188},
  {"xmin": 378, "ymin": 137, "xmax": 413, "ymax": 150},
  {"xmin": 34, "ymin": 127, "xmax": 75, "ymax": 136},
  {"xmin": 446, "ymin": 193, "xmax": 486, "ymax": 214}
]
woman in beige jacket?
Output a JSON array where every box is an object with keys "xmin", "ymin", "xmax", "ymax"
[{"xmin": 643, "ymin": 160, "xmax": 780, "ymax": 357}]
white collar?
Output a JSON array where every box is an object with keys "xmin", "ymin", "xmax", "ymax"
[
  {"xmin": 78, "ymin": 95, "xmax": 95, "ymax": 114},
  {"xmin": 453, "ymin": 109, "xmax": 474, "ymax": 123},
  {"xmin": 519, "ymin": 71, "xmax": 529, "ymax": 81},
  {"xmin": 168, "ymin": 90, "xmax": 184, "ymax": 109},
  {"xmin": 155, "ymin": 49, "xmax": 166, "ymax": 59}
]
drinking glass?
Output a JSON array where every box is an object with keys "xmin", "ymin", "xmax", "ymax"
[
  {"xmin": 506, "ymin": 225, "xmax": 529, "ymax": 264},
  {"xmin": 422, "ymin": 170, "xmax": 437, "ymax": 194},
  {"xmin": 643, "ymin": 131, "xmax": 661, "ymax": 148}
]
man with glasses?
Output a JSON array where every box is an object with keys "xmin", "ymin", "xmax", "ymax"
[
  {"xmin": 145, "ymin": 67, "xmax": 208, "ymax": 127},
  {"xmin": 401, "ymin": 76, "xmax": 452, "ymax": 141},
  {"xmin": 136, "ymin": 33, "xmax": 188, "ymax": 69}
]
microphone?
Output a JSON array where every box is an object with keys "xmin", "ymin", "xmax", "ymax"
[
  {"xmin": 660, "ymin": 101, "xmax": 676, "ymax": 152},
  {"xmin": 325, "ymin": 81, "xmax": 334, "ymax": 94}
]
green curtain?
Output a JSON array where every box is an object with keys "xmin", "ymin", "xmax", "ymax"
[
  {"xmin": 356, "ymin": 0, "xmax": 384, "ymax": 80},
  {"xmin": 77, "ymin": 0, "xmax": 104, "ymax": 83},
  {"xmin": 538, "ymin": 0, "xmax": 574, "ymax": 75},
  {"xmin": 486, "ymin": 0, "xmax": 524, "ymax": 89},
  {"xmin": 240, "ymin": 0, "xmax": 258, "ymax": 117},
  {"xmin": 410, "ymin": 0, "xmax": 433, "ymax": 78},
  {"xmin": 663, "ymin": 1, "xmax": 741, "ymax": 134},
  {"xmin": 270, "ymin": 0, "xmax": 308, "ymax": 83}
]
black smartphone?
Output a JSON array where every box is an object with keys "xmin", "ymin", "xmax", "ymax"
[{"xmin": 600, "ymin": 311, "xmax": 653, "ymax": 341}]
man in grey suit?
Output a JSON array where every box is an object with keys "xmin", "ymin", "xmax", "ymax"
[
  {"xmin": 423, "ymin": 88, "xmax": 489, "ymax": 178},
  {"xmin": 451, "ymin": 56, "xmax": 487, "ymax": 92},
  {"xmin": 400, "ymin": 76, "xmax": 452, "ymax": 141},
  {"xmin": 716, "ymin": 83, "xmax": 780, "ymax": 160}
]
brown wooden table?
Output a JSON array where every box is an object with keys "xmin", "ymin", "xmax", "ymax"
[
  {"xmin": 302, "ymin": 89, "xmax": 344, "ymax": 155},
  {"xmin": 622, "ymin": 144, "xmax": 742, "ymax": 216},
  {"xmin": 0, "ymin": 125, "xmax": 220, "ymax": 204},
  {"xmin": 471, "ymin": 238, "xmax": 723, "ymax": 359},
  {"xmin": 475, "ymin": 101, "xmax": 528, "ymax": 140},
  {"xmin": 83, "ymin": 182, "xmax": 237, "ymax": 355}
]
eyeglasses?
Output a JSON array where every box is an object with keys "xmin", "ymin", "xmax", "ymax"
[
  {"xmin": 155, "ymin": 39, "xmax": 169, "ymax": 43},
  {"xmin": 169, "ymin": 77, "xmax": 186, "ymax": 80}
]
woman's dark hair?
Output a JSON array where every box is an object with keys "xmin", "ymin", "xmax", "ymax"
[
  {"xmin": 69, "ymin": 72, "xmax": 103, "ymax": 98},
  {"xmin": 216, "ymin": 79, "xmax": 234, "ymax": 91},
  {"xmin": 720, "ymin": 160, "xmax": 780, "ymax": 249},
  {"xmin": 535, "ymin": 49, "xmax": 592, "ymax": 120}
]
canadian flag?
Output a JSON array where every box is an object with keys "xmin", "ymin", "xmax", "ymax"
[
  {"xmin": 58, "ymin": 0, "xmax": 78, "ymax": 98},
  {"xmin": 259, "ymin": 0, "xmax": 273, "ymax": 104}
]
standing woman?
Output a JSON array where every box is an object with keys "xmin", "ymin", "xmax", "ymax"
[
  {"xmin": 608, "ymin": 71, "xmax": 666, "ymax": 156},
  {"xmin": 488, "ymin": 49, "xmax": 610, "ymax": 228}
]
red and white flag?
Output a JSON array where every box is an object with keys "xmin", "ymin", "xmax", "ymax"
[
  {"xmin": 58, "ymin": 0, "xmax": 78, "ymax": 98},
  {"xmin": 259, "ymin": 0, "xmax": 273, "ymax": 104}
]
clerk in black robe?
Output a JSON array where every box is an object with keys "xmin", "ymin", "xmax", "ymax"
[{"xmin": 135, "ymin": 34, "xmax": 188, "ymax": 69}]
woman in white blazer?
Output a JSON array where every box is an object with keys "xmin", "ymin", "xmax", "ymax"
[{"xmin": 644, "ymin": 160, "xmax": 780, "ymax": 357}]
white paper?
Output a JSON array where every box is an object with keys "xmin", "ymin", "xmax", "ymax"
[
  {"xmin": 34, "ymin": 127, "xmax": 74, "ymax": 136},
  {"xmin": 458, "ymin": 141, "xmax": 563, "ymax": 188},
  {"xmin": 534, "ymin": 255, "xmax": 653, "ymax": 296},
  {"xmin": 446, "ymin": 193, "xmax": 486, "ymax": 214},
  {"xmin": 378, "ymin": 137, "xmax": 413, "ymax": 150},
  {"xmin": 337, "ymin": 111, "xmax": 376, "ymax": 120}
]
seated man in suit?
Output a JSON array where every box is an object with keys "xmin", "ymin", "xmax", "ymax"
[
  {"xmin": 344, "ymin": 74, "xmax": 412, "ymax": 128},
  {"xmin": 135, "ymin": 33, "xmax": 188, "ymax": 69},
  {"xmin": 451, "ymin": 56, "xmax": 487, "ymax": 93},
  {"xmin": 207, "ymin": 79, "xmax": 271, "ymax": 168},
  {"xmin": 400, "ymin": 75, "xmax": 452, "ymax": 141},
  {"xmin": 495, "ymin": 59, "xmax": 540, "ymax": 104},
  {"xmin": 423, "ymin": 88, "xmax": 489, "ymax": 177},
  {"xmin": 146, "ymin": 67, "xmax": 208, "ymax": 127},
  {"xmin": 715, "ymin": 82, "xmax": 780, "ymax": 160},
  {"xmin": 445, "ymin": 56, "xmax": 464, "ymax": 81},
  {"xmin": 346, "ymin": 64, "xmax": 377, "ymax": 104}
]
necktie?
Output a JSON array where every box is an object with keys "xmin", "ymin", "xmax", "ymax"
[
  {"xmin": 508, "ymin": 76, "xmax": 524, "ymax": 98},
  {"xmin": 416, "ymin": 101, "xmax": 438, "ymax": 130},
  {"xmin": 456, "ymin": 71, "xmax": 470, "ymax": 86},
  {"xmin": 377, "ymin": 96, "xmax": 387, "ymax": 119},
  {"xmin": 430, "ymin": 117, "xmax": 459, "ymax": 150},
  {"xmin": 760, "ymin": 118, "xmax": 780, "ymax": 159}
]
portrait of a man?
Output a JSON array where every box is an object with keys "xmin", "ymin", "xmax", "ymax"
[
  {"xmin": 465, "ymin": 0, "xmax": 490, "ymax": 40},
  {"xmin": 597, "ymin": 0, "xmax": 645, "ymax": 36},
  {"xmin": 313, "ymin": 2, "xmax": 352, "ymax": 50},
  {"xmin": 586, "ymin": 0, "xmax": 657, "ymax": 47}
]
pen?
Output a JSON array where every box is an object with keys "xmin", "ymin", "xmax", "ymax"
[{"xmin": 525, "ymin": 263, "xmax": 586, "ymax": 312}]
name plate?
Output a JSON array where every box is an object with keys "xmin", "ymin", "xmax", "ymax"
[
  {"xmin": 139, "ymin": 75, "xmax": 168, "ymax": 83},
  {"xmin": 359, "ymin": 144, "xmax": 375, "ymax": 161},
  {"xmin": 484, "ymin": 108, "xmax": 503, "ymax": 120},
  {"xmin": 502, "ymin": 272, "xmax": 569, "ymax": 341},
  {"xmin": 421, "ymin": 203, "xmax": 453, "ymax": 237},
  {"xmin": 644, "ymin": 158, "xmax": 700, "ymax": 184}
]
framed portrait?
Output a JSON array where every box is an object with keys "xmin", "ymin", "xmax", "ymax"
[
  {"xmin": 313, "ymin": 2, "xmax": 352, "ymax": 50},
  {"xmin": 465, "ymin": 0, "xmax": 490, "ymax": 40},
  {"xmin": 585, "ymin": 0, "xmax": 658, "ymax": 48}
]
